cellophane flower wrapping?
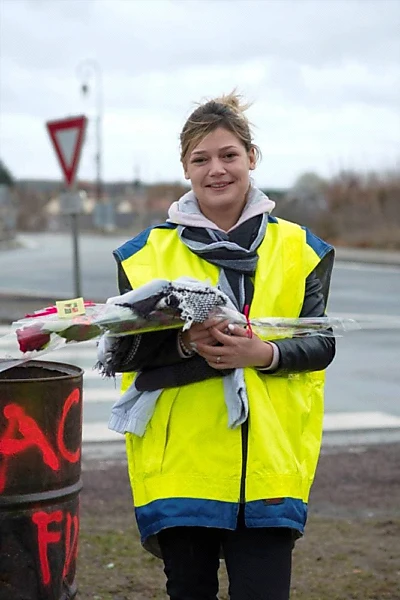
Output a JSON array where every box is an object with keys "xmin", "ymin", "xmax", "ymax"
[
  {"xmin": 209, "ymin": 307, "xmax": 362, "ymax": 340},
  {"xmin": 0, "ymin": 278, "xmax": 231, "ymax": 372},
  {"xmin": 0, "ymin": 277, "xmax": 363, "ymax": 373}
]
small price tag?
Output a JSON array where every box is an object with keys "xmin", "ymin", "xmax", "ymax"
[{"xmin": 56, "ymin": 297, "xmax": 86, "ymax": 319}]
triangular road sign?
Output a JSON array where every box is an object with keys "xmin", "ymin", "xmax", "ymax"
[{"xmin": 46, "ymin": 115, "xmax": 88, "ymax": 187}]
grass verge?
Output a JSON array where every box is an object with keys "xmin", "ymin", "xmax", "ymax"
[{"xmin": 77, "ymin": 443, "xmax": 400, "ymax": 599}]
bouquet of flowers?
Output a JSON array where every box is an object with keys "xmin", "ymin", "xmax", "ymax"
[
  {"xmin": 0, "ymin": 276, "xmax": 372, "ymax": 374},
  {"xmin": 0, "ymin": 278, "xmax": 230, "ymax": 372}
]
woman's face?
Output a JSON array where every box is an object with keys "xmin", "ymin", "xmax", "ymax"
[{"xmin": 183, "ymin": 127, "xmax": 256, "ymax": 224}]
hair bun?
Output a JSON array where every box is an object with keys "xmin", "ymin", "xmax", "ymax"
[{"xmin": 213, "ymin": 90, "xmax": 250, "ymax": 118}]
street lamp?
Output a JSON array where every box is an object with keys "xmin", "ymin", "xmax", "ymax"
[{"xmin": 76, "ymin": 59, "xmax": 103, "ymax": 206}]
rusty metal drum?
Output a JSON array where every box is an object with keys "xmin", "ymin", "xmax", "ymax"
[{"xmin": 0, "ymin": 360, "xmax": 83, "ymax": 600}]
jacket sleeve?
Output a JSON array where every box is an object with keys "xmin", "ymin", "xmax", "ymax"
[
  {"xmin": 105, "ymin": 262, "xmax": 187, "ymax": 373},
  {"xmin": 272, "ymin": 268, "xmax": 336, "ymax": 374},
  {"xmin": 108, "ymin": 329, "xmax": 185, "ymax": 373}
]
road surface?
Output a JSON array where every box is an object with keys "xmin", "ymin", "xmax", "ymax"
[{"xmin": 1, "ymin": 233, "xmax": 399, "ymax": 445}]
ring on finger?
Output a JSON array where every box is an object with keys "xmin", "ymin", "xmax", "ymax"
[{"xmin": 216, "ymin": 356, "xmax": 221, "ymax": 364}]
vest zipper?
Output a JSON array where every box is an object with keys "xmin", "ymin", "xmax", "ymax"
[{"xmin": 239, "ymin": 418, "xmax": 249, "ymax": 504}]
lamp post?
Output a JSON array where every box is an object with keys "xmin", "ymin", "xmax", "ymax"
[{"xmin": 76, "ymin": 59, "xmax": 103, "ymax": 208}]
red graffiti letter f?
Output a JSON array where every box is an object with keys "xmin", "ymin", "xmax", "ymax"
[{"xmin": 32, "ymin": 510, "xmax": 63, "ymax": 586}]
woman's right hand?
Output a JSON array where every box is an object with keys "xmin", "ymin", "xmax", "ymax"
[{"xmin": 181, "ymin": 318, "xmax": 230, "ymax": 350}]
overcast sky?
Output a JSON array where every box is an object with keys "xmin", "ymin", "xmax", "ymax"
[{"xmin": 0, "ymin": 0, "xmax": 399, "ymax": 189}]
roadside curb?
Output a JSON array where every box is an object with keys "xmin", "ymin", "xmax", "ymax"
[
  {"xmin": 334, "ymin": 247, "xmax": 400, "ymax": 266},
  {"xmin": 0, "ymin": 290, "xmax": 103, "ymax": 303},
  {"xmin": 0, "ymin": 238, "xmax": 23, "ymax": 252},
  {"xmin": 2, "ymin": 234, "xmax": 400, "ymax": 266},
  {"xmin": 1, "ymin": 243, "xmax": 400, "ymax": 304},
  {"xmin": 0, "ymin": 242, "xmax": 399, "ymax": 325},
  {"xmin": 0, "ymin": 293, "xmax": 103, "ymax": 324}
]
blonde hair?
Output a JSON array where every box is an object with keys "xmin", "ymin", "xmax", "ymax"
[{"xmin": 180, "ymin": 91, "xmax": 261, "ymax": 165}]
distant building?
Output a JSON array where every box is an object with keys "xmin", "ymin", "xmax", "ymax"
[{"xmin": 14, "ymin": 180, "xmax": 190, "ymax": 232}]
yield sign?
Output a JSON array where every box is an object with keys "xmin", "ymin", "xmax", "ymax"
[{"xmin": 46, "ymin": 115, "xmax": 88, "ymax": 187}]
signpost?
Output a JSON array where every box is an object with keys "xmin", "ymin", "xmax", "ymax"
[{"xmin": 46, "ymin": 115, "xmax": 87, "ymax": 297}]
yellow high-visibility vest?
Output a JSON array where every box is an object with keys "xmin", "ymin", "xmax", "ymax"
[{"xmin": 114, "ymin": 216, "xmax": 334, "ymax": 553}]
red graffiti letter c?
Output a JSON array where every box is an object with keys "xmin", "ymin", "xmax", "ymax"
[{"xmin": 57, "ymin": 389, "xmax": 81, "ymax": 464}]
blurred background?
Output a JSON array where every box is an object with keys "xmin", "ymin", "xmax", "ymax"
[
  {"xmin": 0, "ymin": 0, "xmax": 399, "ymax": 246},
  {"xmin": 0, "ymin": 0, "xmax": 400, "ymax": 446},
  {"xmin": 1, "ymin": 5, "xmax": 400, "ymax": 597}
]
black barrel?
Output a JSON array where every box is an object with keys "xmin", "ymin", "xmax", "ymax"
[{"xmin": 0, "ymin": 360, "xmax": 83, "ymax": 600}]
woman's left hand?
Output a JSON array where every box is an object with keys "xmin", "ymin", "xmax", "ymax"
[{"xmin": 195, "ymin": 323, "xmax": 274, "ymax": 370}]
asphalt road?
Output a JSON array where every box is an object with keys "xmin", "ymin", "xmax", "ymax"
[{"xmin": 1, "ymin": 232, "xmax": 399, "ymax": 422}]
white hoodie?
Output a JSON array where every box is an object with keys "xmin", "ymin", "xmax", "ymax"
[{"xmin": 167, "ymin": 185, "xmax": 276, "ymax": 231}]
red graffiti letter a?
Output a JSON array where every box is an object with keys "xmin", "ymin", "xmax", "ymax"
[{"xmin": 0, "ymin": 404, "xmax": 60, "ymax": 493}]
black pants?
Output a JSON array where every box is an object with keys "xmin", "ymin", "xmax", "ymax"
[{"xmin": 157, "ymin": 512, "xmax": 294, "ymax": 600}]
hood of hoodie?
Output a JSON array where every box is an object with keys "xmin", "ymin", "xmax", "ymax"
[{"xmin": 167, "ymin": 185, "xmax": 275, "ymax": 232}]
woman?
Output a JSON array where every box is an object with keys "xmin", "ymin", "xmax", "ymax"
[{"xmin": 100, "ymin": 92, "xmax": 335, "ymax": 600}]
